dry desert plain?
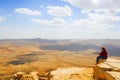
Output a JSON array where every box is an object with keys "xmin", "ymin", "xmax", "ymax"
[{"xmin": 0, "ymin": 39, "xmax": 120, "ymax": 79}]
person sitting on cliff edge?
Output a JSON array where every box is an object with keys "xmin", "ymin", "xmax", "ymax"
[{"xmin": 96, "ymin": 47, "xmax": 108, "ymax": 64}]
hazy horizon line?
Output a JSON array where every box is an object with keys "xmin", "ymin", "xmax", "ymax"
[{"xmin": 0, "ymin": 38, "xmax": 120, "ymax": 40}]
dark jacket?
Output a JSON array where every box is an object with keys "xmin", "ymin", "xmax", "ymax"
[{"xmin": 99, "ymin": 49, "xmax": 108, "ymax": 59}]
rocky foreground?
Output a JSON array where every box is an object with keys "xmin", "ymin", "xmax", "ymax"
[
  {"xmin": 12, "ymin": 58, "xmax": 120, "ymax": 80},
  {"xmin": 13, "ymin": 67, "xmax": 93, "ymax": 80},
  {"xmin": 93, "ymin": 58, "xmax": 120, "ymax": 80}
]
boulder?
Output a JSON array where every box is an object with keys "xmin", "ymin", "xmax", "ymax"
[
  {"xmin": 14, "ymin": 72, "xmax": 25, "ymax": 80},
  {"xmin": 13, "ymin": 71, "xmax": 39, "ymax": 80},
  {"xmin": 30, "ymin": 71, "xmax": 39, "ymax": 80}
]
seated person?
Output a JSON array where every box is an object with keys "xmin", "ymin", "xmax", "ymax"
[{"xmin": 96, "ymin": 47, "xmax": 108, "ymax": 64}]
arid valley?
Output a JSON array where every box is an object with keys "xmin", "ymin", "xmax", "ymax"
[{"xmin": 0, "ymin": 39, "xmax": 120, "ymax": 79}]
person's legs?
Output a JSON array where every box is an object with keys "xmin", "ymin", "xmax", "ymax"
[
  {"xmin": 96, "ymin": 56, "xmax": 106, "ymax": 64},
  {"xmin": 96, "ymin": 56, "xmax": 100, "ymax": 64}
]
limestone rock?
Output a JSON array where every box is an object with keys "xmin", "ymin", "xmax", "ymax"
[
  {"xmin": 14, "ymin": 72, "xmax": 25, "ymax": 80},
  {"xmin": 106, "ymin": 71, "xmax": 120, "ymax": 80},
  {"xmin": 13, "ymin": 71, "xmax": 39, "ymax": 80},
  {"xmin": 93, "ymin": 58, "xmax": 120, "ymax": 80},
  {"xmin": 48, "ymin": 67, "xmax": 94, "ymax": 80}
]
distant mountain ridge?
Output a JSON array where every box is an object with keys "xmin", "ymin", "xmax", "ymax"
[{"xmin": 0, "ymin": 38, "xmax": 120, "ymax": 56}]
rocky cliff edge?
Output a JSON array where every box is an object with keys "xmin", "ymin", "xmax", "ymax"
[{"xmin": 12, "ymin": 58, "xmax": 120, "ymax": 80}]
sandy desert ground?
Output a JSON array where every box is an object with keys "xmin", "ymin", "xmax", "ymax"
[
  {"xmin": 0, "ymin": 39, "xmax": 120, "ymax": 79},
  {"xmin": 0, "ymin": 43, "xmax": 97, "ymax": 79}
]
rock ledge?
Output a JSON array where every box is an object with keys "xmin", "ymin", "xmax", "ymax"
[{"xmin": 93, "ymin": 58, "xmax": 120, "ymax": 80}]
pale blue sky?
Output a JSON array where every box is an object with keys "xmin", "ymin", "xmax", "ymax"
[{"xmin": 0, "ymin": 0, "xmax": 120, "ymax": 39}]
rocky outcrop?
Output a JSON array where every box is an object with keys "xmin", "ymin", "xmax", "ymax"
[
  {"xmin": 48, "ymin": 67, "xmax": 93, "ymax": 80},
  {"xmin": 13, "ymin": 71, "xmax": 39, "ymax": 80},
  {"xmin": 12, "ymin": 58, "xmax": 120, "ymax": 80},
  {"xmin": 14, "ymin": 72, "xmax": 25, "ymax": 80},
  {"xmin": 93, "ymin": 58, "xmax": 120, "ymax": 80},
  {"xmin": 13, "ymin": 67, "xmax": 93, "ymax": 80}
]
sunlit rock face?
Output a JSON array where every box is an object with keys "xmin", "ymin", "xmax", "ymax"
[
  {"xmin": 93, "ymin": 58, "xmax": 120, "ymax": 80},
  {"xmin": 48, "ymin": 67, "xmax": 94, "ymax": 80}
]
